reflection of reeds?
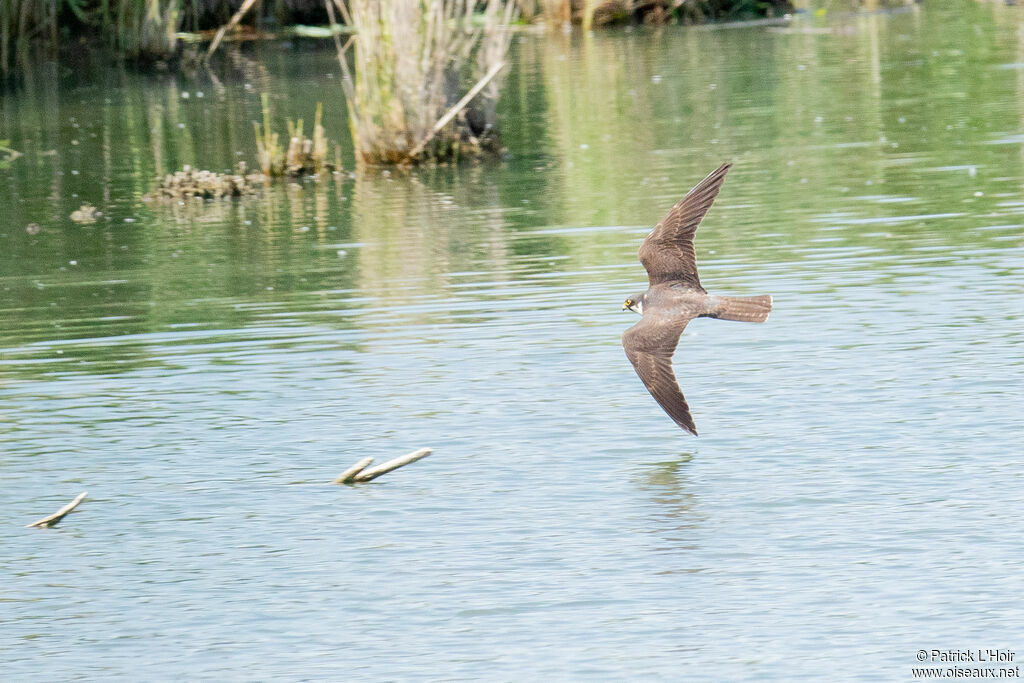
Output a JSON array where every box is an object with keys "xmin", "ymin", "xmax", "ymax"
[
  {"xmin": 1, "ymin": 0, "xmax": 182, "ymax": 77},
  {"xmin": 540, "ymin": 33, "xmax": 658, "ymax": 228},
  {"xmin": 330, "ymin": 0, "xmax": 515, "ymax": 164},
  {"xmin": 534, "ymin": 0, "xmax": 790, "ymax": 26},
  {"xmin": 115, "ymin": 0, "xmax": 181, "ymax": 59},
  {"xmin": 350, "ymin": 168, "xmax": 513, "ymax": 301},
  {"xmin": 1, "ymin": 0, "xmax": 55, "ymax": 77},
  {"xmin": 542, "ymin": 0, "xmax": 571, "ymax": 26},
  {"xmin": 0, "ymin": 138, "xmax": 21, "ymax": 167}
]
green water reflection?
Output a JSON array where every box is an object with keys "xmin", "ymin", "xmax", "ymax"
[{"xmin": 2, "ymin": 2, "xmax": 1023, "ymax": 381}]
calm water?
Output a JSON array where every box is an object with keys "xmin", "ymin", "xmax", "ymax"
[{"xmin": 3, "ymin": 3, "xmax": 1024, "ymax": 679}]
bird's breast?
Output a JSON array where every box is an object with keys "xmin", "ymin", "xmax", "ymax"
[{"xmin": 647, "ymin": 286, "xmax": 709, "ymax": 314}]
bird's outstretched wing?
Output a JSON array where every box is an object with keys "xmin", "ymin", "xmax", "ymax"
[
  {"xmin": 638, "ymin": 163, "xmax": 731, "ymax": 289},
  {"xmin": 621, "ymin": 313, "xmax": 698, "ymax": 435}
]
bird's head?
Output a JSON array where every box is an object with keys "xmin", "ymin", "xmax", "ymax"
[{"xmin": 622, "ymin": 293, "xmax": 644, "ymax": 314}]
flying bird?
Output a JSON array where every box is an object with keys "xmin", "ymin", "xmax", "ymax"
[{"xmin": 621, "ymin": 163, "xmax": 772, "ymax": 435}]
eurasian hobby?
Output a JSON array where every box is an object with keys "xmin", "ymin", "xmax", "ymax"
[{"xmin": 622, "ymin": 163, "xmax": 772, "ymax": 435}]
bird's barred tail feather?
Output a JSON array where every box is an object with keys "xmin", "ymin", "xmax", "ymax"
[{"xmin": 712, "ymin": 295, "xmax": 772, "ymax": 323}]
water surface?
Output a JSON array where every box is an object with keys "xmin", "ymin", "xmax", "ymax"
[{"xmin": 2, "ymin": 3, "xmax": 1023, "ymax": 679}]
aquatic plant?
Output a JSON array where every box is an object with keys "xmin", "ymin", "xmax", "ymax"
[
  {"xmin": 254, "ymin": 94, "xmax": 340, "ymax": 177},
  {"xmin": 254, "ymin": 93, "xmax": 285, "ymax": 176},
  {"xmin": 328, "ymin": 0, "xmax": 516, "ymax": 164},
  {"xmin": 0, "ymin": 1, "xmax": 803, "ymax": 80}
]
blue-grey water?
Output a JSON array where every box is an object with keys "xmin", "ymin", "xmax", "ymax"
[{"xmin": 2, "ymin": 3, "xmax": 1023, "ymax": 679}]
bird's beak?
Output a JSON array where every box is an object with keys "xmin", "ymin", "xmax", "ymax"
[{"xmin": 622, "ymin": 304, "xmax": 628, "ymax": 311}]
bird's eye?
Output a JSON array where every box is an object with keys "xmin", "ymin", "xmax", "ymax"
[{"xmin": 625, "ymin": 299, "xmax": 632, "ymax": 306}]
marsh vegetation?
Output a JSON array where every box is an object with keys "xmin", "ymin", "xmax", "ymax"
[
  {"xmin": 329, "ymin": 0, "xmax": 516, "ymax": 164},
  {"xmin": 1, "ymin": 0, "xmax": 798, "ymax": 165}
]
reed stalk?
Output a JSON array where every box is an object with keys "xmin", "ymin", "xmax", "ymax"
[
  {"xmin": 254, "ymin": 93, "xmax": 284, "ymax": 176},
  {"xmin": 254, "ymin": 94, "xmax": 339, "ymax": 176}
]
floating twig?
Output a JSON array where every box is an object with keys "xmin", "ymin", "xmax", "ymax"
[
  {"xmin": 26, "ymin": 491, "xmax": 87, "ymax": 528},
  {"xmin": 336, "ymin": 448, "xmax": 433, "ymax": 484},
  {"xmin": 354, "ymin": 448, "xmax": 433, "ymax": 482},
  {"xmin": 334, "ymin": 457, "xmax": 374, "ymax": 485}
]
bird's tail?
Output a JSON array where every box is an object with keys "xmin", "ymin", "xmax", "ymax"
[{"xmin": 711, "ymin": 295, "xmax": 772, "ymax": 323}]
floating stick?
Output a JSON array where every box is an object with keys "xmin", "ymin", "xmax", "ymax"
[
  {"xmin": 25, "ymin": 492, "xmax": 87, "ymax": 528},
  {"xmin": 354, "ymin": 448, "xmax": 433, "ymax": 483},
  {"xmin": 335, "ymin": 448, "xmax": 433, "ymax": 485},
  {"xmin": 334, "ymin": 457, "xmax": 374, "ymax": 485}
]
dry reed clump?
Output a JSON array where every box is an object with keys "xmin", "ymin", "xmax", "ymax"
[
  {"xmin": 157, "ymin": 164, "xmax": 268, "ymax": 200},
  {"xmin": 254, "ymin": 94, "xmax": 341, "ymax": 177},
  {"xmin": 328, "ymin": 0, "xmax": 516, "ymax": 165}
]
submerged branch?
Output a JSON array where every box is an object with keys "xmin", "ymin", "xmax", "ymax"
[
  {"xmin": 336, "ymin": 448, "xmax": 433, "ymax": 484},
  {"xmin": 334, "ymin": 457, "xmax": 375, "ymax": 484},
  {"xmin": 26, "ymin": 492, "xmax": 88, "ymax": 529}
]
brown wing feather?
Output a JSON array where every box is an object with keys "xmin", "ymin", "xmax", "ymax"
[
  {"xmin": 621, "ymin": 314, "xmax": 697, "ymax": 435},
  {"xmin": 638, "ymin": 163, "xmax": 731, "ymax": 289}
]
